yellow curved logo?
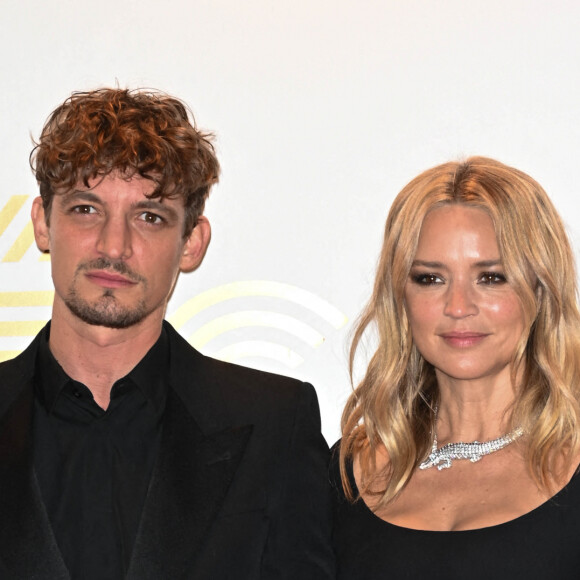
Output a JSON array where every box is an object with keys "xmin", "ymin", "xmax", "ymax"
[{"xmin": 169, "ymin": 280, "xmax": 347, "ymax": 368}]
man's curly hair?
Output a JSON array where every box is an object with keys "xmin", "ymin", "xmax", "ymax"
[{"xmin": 30, "ymin": 88, "xmax": 220, "ymax": 235}]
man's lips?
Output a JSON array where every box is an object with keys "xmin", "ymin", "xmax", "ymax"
[
  {"xmin": 84, "ymin": 270, "xmax": 138, "ymax": 288},
  {"xmin": 438, "ymin": 331, "xmax": 490, "ymax": 348}
]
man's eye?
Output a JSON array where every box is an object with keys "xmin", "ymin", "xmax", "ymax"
[
  {"xmin": 410, "ymin": 273, "xmax": 442, "ymax": 285},
  {"xmin": 139, "ymin": 212, "xmax": 164, "ymax": 225},
  {"xmin": 478, "ymin": 272, "xmax": 507, "ymax": 285},
  {"xmin": 71, "ymin": 205, "xmax": 96, "ymax": 214}
]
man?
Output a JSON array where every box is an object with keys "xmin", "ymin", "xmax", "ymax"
[{"xmin": 0, "ymin": 89, "xmax": 334, "ymax": 579}]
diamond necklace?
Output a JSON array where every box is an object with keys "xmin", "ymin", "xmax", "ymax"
[{"xmin": 419, "ymin": 422, "xmax": 524, "ymax": 471}]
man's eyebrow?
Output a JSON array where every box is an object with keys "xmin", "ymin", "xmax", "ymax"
[
  {"xmin": 133, "ymin": 199, "xmax": 179, "ymax": 219},
  {"xmin": 60, "ymin": 190, "xmax": 101, "ymax": 204},
  {"xmin": 58, "ymin": 193, "xmax": 179, "ymax": 220}
]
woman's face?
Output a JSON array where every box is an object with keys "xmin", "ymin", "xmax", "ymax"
[{"xmin": 404, "ymin": 204, "xmax": 525, "ymax": 386}]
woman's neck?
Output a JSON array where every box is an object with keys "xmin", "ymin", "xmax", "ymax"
[{"xmin": 434, "ymin": 371, "xmax": 519, "ymax": 443}]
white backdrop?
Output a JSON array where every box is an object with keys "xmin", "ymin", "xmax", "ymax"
[{"xmin": 1, "ymin": 0, "xmax": 579, "ymax": 442}]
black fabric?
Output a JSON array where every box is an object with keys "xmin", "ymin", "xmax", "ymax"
[
  {"xmin": 330, "ymin": 444, "xmax": 580, "ymax": 580},
  {"xmin": 33, "ymin": 325, "xmax": 168, "ymax": 580},
  {"xmin": 0, "ymin": 322, "xmax": 335, "ymax": 580}
]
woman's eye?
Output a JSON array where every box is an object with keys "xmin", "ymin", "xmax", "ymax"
[
  {"xmin": 479, "ymin": 272, "xmax": 507, "ymax": 285},
  {"xmin": 411, "ymin": 273, "xmax": 442, "ymax": 285}
]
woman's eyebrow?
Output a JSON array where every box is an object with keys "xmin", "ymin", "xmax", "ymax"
[
  {"xmin": 410, "ymin": 259, "xmax": 502, "ymax": 268},
  {"xmin": 410, "ymin": 260, "xmax": 444, "ymax": 268}
]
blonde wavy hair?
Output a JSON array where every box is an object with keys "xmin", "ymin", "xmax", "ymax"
[{"xmin": 340, "ymin": 156, "xmax": 580, "ymax": 506}]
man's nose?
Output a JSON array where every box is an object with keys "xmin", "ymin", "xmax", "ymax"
[{"xmin": 96, "ymin": 216, "xmax": 133, "ymax": 260}]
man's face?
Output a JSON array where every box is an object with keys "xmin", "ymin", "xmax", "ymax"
[{"xmin": 32, "ymin": 173, "xmax": 209, "ymax": 330}]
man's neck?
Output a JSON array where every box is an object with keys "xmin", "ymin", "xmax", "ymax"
[{"xmin": 48, "ymin": 306, "xmax": 164, "ymax": 410}]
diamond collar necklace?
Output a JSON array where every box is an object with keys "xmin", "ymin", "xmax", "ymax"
[{"xmin": 419, "ymin": 413, "xmax": 524, "ymax": 471}]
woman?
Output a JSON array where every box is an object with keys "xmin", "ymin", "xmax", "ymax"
[{"xmin": 332, "ymin": 157, "xmax": 580, "ymax": 579}]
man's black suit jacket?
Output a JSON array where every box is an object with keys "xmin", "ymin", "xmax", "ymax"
[{"xmin": 0, "ymin": 321, "xmax": 335, "ymax": 579}]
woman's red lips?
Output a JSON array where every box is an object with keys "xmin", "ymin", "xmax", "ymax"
[{"xmin": 439, "ymin": 332, "xmax": 489, "ymax": 347}]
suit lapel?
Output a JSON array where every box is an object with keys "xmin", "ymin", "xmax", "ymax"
[
  {"xmin": 127, "ymin": 388, "xmax": 252, "ymax": 580},
  {"xmin": 0, "ymin": 343, "xmax": 69, "ymax": 579}
]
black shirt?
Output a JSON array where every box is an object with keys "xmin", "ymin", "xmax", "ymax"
[
  {"xmin": 33, "ymin": 325, "xmax": 168, "ymax": 580},
  {"xmin": 330, "ymin": 445, "xmax": 580, "ymax": 580}
]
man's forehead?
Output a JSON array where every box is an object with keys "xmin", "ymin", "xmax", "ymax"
[
  {"xmin": 56, "ymin": 173, "xmax": 183, "ymax": 206},
  {"xmin": 76, "ymin": 171, "xmax": 155, "ymax": 191}
]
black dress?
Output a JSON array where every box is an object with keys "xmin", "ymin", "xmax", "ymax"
[{"xmin": 331, "ymin": 446, "xmax": 580, "ymax": 580}]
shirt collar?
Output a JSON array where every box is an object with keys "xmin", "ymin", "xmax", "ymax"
[{"xmin": 35, "ymin": 322, "xmax": 169, "ymax": 417}]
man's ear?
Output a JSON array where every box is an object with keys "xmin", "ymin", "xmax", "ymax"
[
  {"xmin": 31, "ymin": 196, "xmax": 50, "ymax": 253},
  {"xmin": 180, "ymin": 216, "xmax": 211, "ymax": 273}
]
